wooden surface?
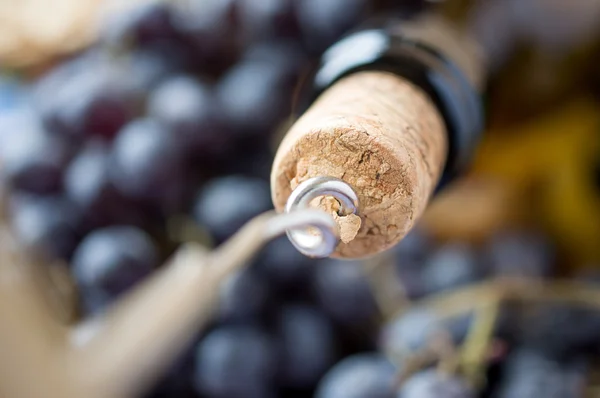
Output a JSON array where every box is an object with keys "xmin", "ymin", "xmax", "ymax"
[
  {"xmin": 271, "ymin": 71, "xmax": 448, "ymax": 258},
  {"xmin": 0, "ymin": 0, "xmax": 148, "ymax": 67}
]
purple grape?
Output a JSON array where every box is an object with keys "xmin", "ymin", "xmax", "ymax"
[
  {"xmin": 10, "ymin": 195, "xmax": 82, "ymax": 260},
  {"xmin": 122, "ymin": 47, "xmax": 188, "ymax": 92},
  {"xmin": 194, "ymin": 326, "xmax": 276, "ymax": 398},
  {"xmin": 0, "ymin": 117, "xmax": 70, "ymax": 194},
  {"xmin": 0, "ymin": 108, "xmax": 27, "ymax": 156},
  {"xmin": 296, "ymin": 0, "xmax": 370, "ymax": 53},
  {"xmin": 242, "ymin": 39, "xmax": 309, "ymax": 82},
  {"xmin": 170, "ymin": 0, "xmax": 238, "ymax": 73},
  {"xmin": 72, "ymin": 226, "xmax": 158, "ymax": 302},
  {"xmin": 484, "ymin": 230, "xmax": 555, "ymax": 278},
  {"xmin": 192, "ymin": 176, "xmax": 272, "ymax": 243},
  {"xmin": 33, "ymin": 50, "xmax": 98, "ymax": 100},
  {"xmin": 380, "ymin": 309, "xmax": 472, "ymax": 354},
  {"xmin": 277, "ymin": 305, "xmax": 337, "ymax": 389},
  {"xmin": 315, "ymin": 353, "xmax": 396, "ymax": 398},
  {"xmin": 511, "ymin": 303, "xmax": 600, "ymax": 360},
  {"xmin": 64, "ymin": 141, "xmax": 151, "ymax": 229},
  {"xmin": 376, "ymin": 0, "xmax": 431, "ymax": 15},
  {"xmin": 236, "ymin": 0, "xmax": 300, "ymax": 43},
  {"xmin": 216, "ymin": 59, "xmax": 294, "ymax": 137},
  {"xmin": 393, "ymin": 258, "xmax": 427, "ymax": 300},
  {"xmin": 388, "ymin": 228, "xmax": 433, "ymax": 299},
  {"xmin": 145, "ymin": 347, "xmax": 197, "ymax": 398},
  {"xmin": 494, "ymin": 350, "xmax": 588, "ymax": 398},
  {"xmin": 255, "ymin": 236, "xmax": 313, "ymax": 295},
  {"xmin": 64, "ymin": 141, "xmax": 113, "ymax": 210},
  {"xmin": 224, "ymin": 144, "xmax": 273, "ymax": 180},
  {"xmin": 398, "ymin": 369, "xmax": 474, "ymax": 398},
  {"xmin": 171, "ymin": 0, "xmax": 236, "ymax": 38},
  {"xmin": 217, "ymin": 267, "xmax": 270, "ymax": 323},
  {"xmin": 148, "ymin": 75, "xmax": 230, "ymax": 155},
  {"xmin": 79, "ymin": 289, "xmax": 113, "ymax": 316},
  {"xmin": 380, "ymin": 309, "xmax": 440, "ymax": 353},
  {"xmin": 0, "ymin": 76, "xmax": 27, "ymax": 112},
  {"xmin": 421, "ymin": 243, "xmax": 484, "ymax": 295},
  {"xmin": 35, "ymin": 53, "xmax": 138, "ymax": 140},
  {"xmin": 109, "ymin": 118, "xmax": 185, "ymax": 203},
  {"xmin": 312, "ymin": 259, "xmax": 379, "ymax": 326},
  {"xmin": 391, "ymin": 227, "xmax": 433, "ymax": 263},
  {"xmin": 145, "ymin": 382, "xmax": 197, "ymax": 398},
  {"xmin": 100, "ymin": 0, "xmax": 177, "ymax": 47}
]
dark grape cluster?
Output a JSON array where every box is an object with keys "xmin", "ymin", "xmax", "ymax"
[
  {"xmin": 2, "ymin": 0, "xmax": 600, "ymax": 397},
  {"xmin": 1, "ymin": 0, "xmax": 384, "ymax": 265},
  {"xmin": 0, "ymin": 1, "xmax": 386, "ymax": 397},
  {"xmin": 376, "ymin": 228, "xmax": 600, "ymax": 398}
]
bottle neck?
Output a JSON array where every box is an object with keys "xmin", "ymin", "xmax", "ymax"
[{"xmin": 307, "ymin": 13, "xmax": 486, "ymax": 188}]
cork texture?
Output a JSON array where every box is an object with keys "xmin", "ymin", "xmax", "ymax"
[{"xmin": 271, "ymin": 71, "xmax": 448, "ymax": 258}]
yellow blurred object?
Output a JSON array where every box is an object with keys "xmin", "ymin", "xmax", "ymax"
[
  {"xmin": 480, "ymin": 98, "xmax": 600, "ymax": 267},
  {"xmin": 424, "ymin": 98, "xmax": 600, "ymax": 268},
  {"xmin": 0, "ymin": 0, "xmax": 150, "ymax": 68},
  {"xmin": 421, "ymin": 177, "xmax": 522, "ymax": 243}
]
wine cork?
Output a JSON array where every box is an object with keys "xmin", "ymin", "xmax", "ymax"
[{"xmin": 271, "ymin": 71, "xmax": 448, "ymax": 258}]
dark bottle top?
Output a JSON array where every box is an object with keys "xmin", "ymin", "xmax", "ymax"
[{"xmin": 301, "ymin": 13, "xmax": 486, "ymax": 189}]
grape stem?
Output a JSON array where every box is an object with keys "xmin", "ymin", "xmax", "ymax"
[
  {"xmin": 385, "ymin": 278, "xmax": 600, "ymax": 389},
  {"xmin": 393, "ymin": 348, "xmax": 441, "ymax": 387},
  {"xmin": 459, "ymin": 298, "xmax": 501, "ymax": 388},
  {"xmin": 412, "ymin": 278, "xmax": 600, "ymax": 317}
]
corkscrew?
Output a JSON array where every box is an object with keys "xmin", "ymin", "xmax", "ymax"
[
  {"xmin": 284, "ymin": 176, "xmax": 359, "ymax": 257},
  {"xmin": 0, "ymin": 205, "xmax": 342, "ymax": 398}
]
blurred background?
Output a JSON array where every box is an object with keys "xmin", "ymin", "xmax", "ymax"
[{"xmin": 2, "ymin": 0, "xmax": 600, "ymax": 397}]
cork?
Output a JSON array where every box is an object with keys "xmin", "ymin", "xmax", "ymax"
[
  {"xmin": 271, "ymin": 71, "xmax": 448, "ymax": 258},
  {"xmin": 313, "ymin": 196, "xmax": 362, "ymax": 244}
]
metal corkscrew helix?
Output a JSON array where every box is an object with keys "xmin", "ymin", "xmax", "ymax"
[{"xmin": 283, "ymin": 176, "xmax": 360, "ymax": 258}]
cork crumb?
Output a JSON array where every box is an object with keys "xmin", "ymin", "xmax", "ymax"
[
  {"xmin": 311, "ymin": 196, "xmax": 362, "ymax": 244},
  {"xmin": 335, "ymin": 213, "xmax": 362, "ymax": 243}
]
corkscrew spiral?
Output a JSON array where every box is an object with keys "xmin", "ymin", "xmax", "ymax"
[{"xmin": 283, "ymin": 176, "xmax": 359, "ymax": 257}]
